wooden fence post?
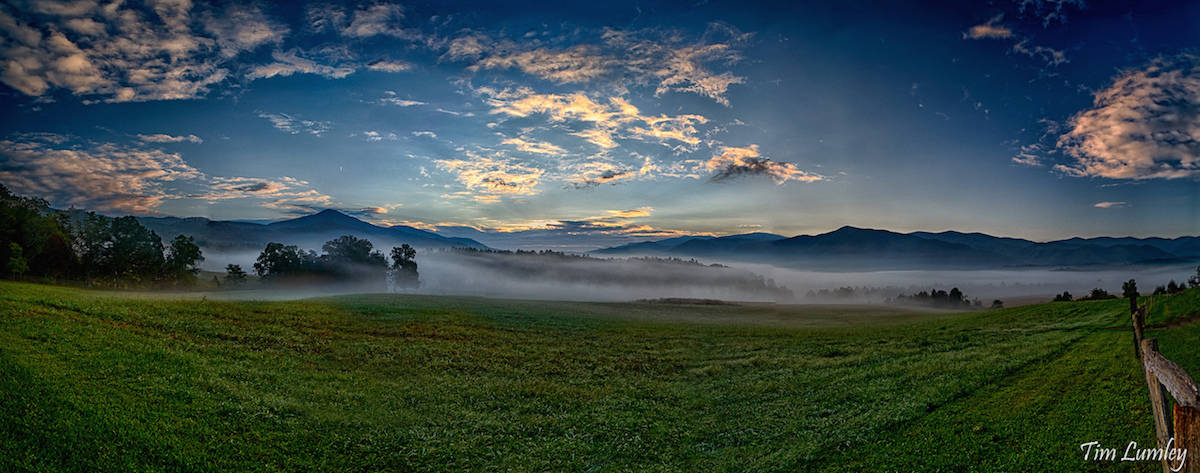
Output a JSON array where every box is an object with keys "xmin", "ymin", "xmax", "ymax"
[
  {"xmin": 1134, "ymin": 306, "xmax": 1146, "ymax": 359},
  {"xmin": 1174, "ymin": 405, "xmax": 1200, "ymax": 473},
  {"xmin": 1143, "ymin": 339, "xmax": 1175, "ymax": 473}
]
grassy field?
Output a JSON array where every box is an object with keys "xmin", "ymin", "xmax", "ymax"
[{"xmin": 2, "ymin": 281, "xmax": 1197, "ymax": 472}]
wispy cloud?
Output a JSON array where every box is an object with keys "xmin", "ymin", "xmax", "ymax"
[
  {"xmin": 501, "ymin": 137, "xmax": 568, "ymax": 156},
  {"xmin": 436, "ymin": 151, "xmax": 545, "ymax": 200},
  {"xmin": 257, "ymin": 112, "xmax": 332, "ymax": 136},
  {"xmin": 963, "ymin": 14, "xmax": 1013, "ymax": 39},
  {"xmin": 137, "ymin": 133, "xmax": 203, "ymax": 144},
  {"xmin": 1093, "ymin": 201, "xmax": 1128, "ymax": 209},
  {"xmin": 247, "ymin": 49, "xmax": 355, "ymax": 80}
]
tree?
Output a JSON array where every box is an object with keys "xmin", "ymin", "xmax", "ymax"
[
  {"xmin": 1053, "ymin": 291, "xmax": 1073, "ymax": 302},
  {"xmin": 390, "ymin": 243, "xmax": 419, "ymax": 288},
  {"xmin": 165, "ymin": 234, "xmax": 204, "ymax": 282},
  {"xmin": 1167, "ymin": 280, "xmax": 1181, "ymax": 294},
  {"xmin": 254, "ymin": 242, "xmax": 314, "ymax": 279},
  {"xmin": 1122, "ymin": 279, "xmax": 1138, "ymax": 315},
  {"xmin": 225, "ymin": 264, "xmax": 248, "ymax": 285},
  {"xmin": 107, "ymin": 216, "xmax": 165, "ymax": 283},
  {"xmin": 322, "ymin": 235, "xmax": 386, "ymax": 267},
  {"xmin": 1189, "ymin": 265, "xmax": 1200, "ymax": 289},
  {"xmin": 990, "ymin": 299, "xmax": 1004, "ymax": 309},
  {"xmin": 7, "ymin": 243, "xmax": 27, "ymax": 279}
]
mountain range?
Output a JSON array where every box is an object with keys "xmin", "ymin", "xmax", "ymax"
[
  {"xmin": 595, "ymin": 226, "xmax": 1200, "ymax": 269},
  {"xmin": 136, "ymin": 209, "xmax": 1200, "ymax": 270},
  {"xmin": 137, "ymin": 209, "xmax": 487, "ymax": 253}
]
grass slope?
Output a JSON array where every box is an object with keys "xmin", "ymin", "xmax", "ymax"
[{"xmin": 1, "ymin": 282, "xmax": 1194, "ymax": 472}]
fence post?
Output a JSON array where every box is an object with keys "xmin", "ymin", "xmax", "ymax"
[
  {"xmin": 1134, "ymin": 306, "xmax": 1146, "ymax": 359},
  {"xmin": 1143, "ymin": 339, "xmax": 1175, "ymax": 473},
  {"xmin": 1173, "ymin": 405, "xmax": 1200, "ymax": 473}
]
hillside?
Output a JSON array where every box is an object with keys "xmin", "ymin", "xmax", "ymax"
[
  {"xmin": 596, "ymin": 226, "xmax": 1200, "ymax": 269},
  {"xmin": 4, "ymin": 281, "xmax": 1196, "ymax": 471},
  {"xmin": 136, "ymin": 209, "xmax": 488, "ymax": 252}
]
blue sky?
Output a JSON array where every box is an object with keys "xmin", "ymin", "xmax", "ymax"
[{"xmin": 0, "ymin": 0, "xmax": 1197, "ymax": 250}]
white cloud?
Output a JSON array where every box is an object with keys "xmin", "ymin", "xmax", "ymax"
[
  {"xmin": 137, "ymin": 133, "xmax": 203, "ymax": 144},
  {"xmin": 501, "ymin": 137, "xmax": 568, "ymax": 156},
  {"xmin": 705, "ymin": 145, "xmax": 823, "ymax": 184},
  {"xmin": 450, "ymin": 24, "xmax": 749, "ymax": 105},
  {"xmin": 0, "ymin": 133, "xmax": 202, "ymax": 213},
  {"xmin": 1055, "ymin": 54, "xmax": 1200, "ymax": 180},
  {"xmin": 258, "ymin": 112, "xmax": 332, "ymax": 136},
  {"xmin": 1093, "ymin": 201, "xmax": 1129, "ymax": 208},
  {"xmin": 203, "ymin": 4, "xmax": 288, "ymax": 58},
  {"xmin": 247, "ymin": 49, "xmax": 355, "ymax": 80},
  {"xmin": 436, "ymin": 151, "xmax": 544, "ymax": 200},
  {"xmin": 412, "ymin": 131, "xmax": 437, "ymax": 138},
  {"xmin": 367, "ymin": 59, "xmax": 413, "ymax": 72}
]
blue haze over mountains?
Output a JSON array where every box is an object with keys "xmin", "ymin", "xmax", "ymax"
[{"xmin": 137, "ymin": 209, "xmax": 1200, "ymax": 270}]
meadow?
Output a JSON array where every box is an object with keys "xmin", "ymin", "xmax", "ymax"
[{"xmin": 2, "ymin": 281, "xmax": 1197, "ymax": 472}]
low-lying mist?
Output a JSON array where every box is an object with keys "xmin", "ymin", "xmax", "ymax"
[{"xmin": 201, "ymin": 246, "xmax": 1197, "ymax": 305}]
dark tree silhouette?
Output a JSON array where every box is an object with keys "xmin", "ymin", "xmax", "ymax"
[
  {"xmin": 391, "ymin": 244, "xmax": 419, "ymax": 288},
  {"xmin": 225, "ymin": 264, "xmax": 248, "ymax": 285},
  {"xmin": 1053, "ymin": 291, "xmax": 1073, "ymax": 302},
  {"xmin": 1122, "ymin": 279, "xmax": 1138, "ymax": 315},
  {"xmin": 990, "ymin": 299, "xmax": 1004, "ymax": 309},
  {"xmin": 253, "ymin": 242, "xmax": 314, "ymax": 279},
  {"xmin": 165, "ymin": 234, "xmax": 204, "ymax": 282}
]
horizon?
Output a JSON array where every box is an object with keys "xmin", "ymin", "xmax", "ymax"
[{"xmin": 1, "ymin": 0, "xmax": 1198, "ymax": 249}]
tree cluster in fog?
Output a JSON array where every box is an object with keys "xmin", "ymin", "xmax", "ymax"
[
  {"xmin": 887, "ymin": 287, "xmax": 984, "ymax": 309},
  {"xmin": 251, "ymin": 235, "xmax": 419, "ymax": 290},
  {"xmin": 0, "ymin": 184, "xmax": 203, "ymax": 287}
]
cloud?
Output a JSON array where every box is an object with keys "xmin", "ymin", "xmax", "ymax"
[
  {"xmin": 137, "ymin": 133, "xmax": 203, "ymax": 144},
  {"xmin": 435, "ymin": 151, "xmax": 545, "ymax": 200},
  {"xmin": 1015, "ymin": 0, "xmax": 1085, "ymax": 27},
  {"xmin": 481, "ymin": 87, "xmax": 709, "ymax": 150},
  {"xmin": 1093, "ymin": 201, "xmax": 1129, "ymax": 209},
  {"xmin": 451, "ymin": 24, "xmax": 749, "ymax": 105},
  {"xmin": 366, "ymin": 59, "xmax": 413, "ymax": 72},
  {"xmin": 378, "ymin": 91, "xmax": 424, "ymax": 106},
  {"xmin": 0, "ymin": 133, "xmax": 202, "ymax": 213},
  {"xmin": 473, "ymin": 45, "xmax": 613, "ymax": 84},
  {"xmin": 565, "ymin": 160, "xmax": 636, "ymax": 188},
  {"xmin": 412, "ymin": 131, "xmax": 437, "ymax": 138},
  {"xmin": 705, "ymin": 145, "xmax": 823, "ymax": 184},
  {"xmin": 1011, "ymin": 143, "xmax": 1044, "ymax": 166},
  {"xmin": 1011, "ymin": 40, "xmax": 1067, "ymax": 66},
  {"xmin": 963, "ymin": 14, "xmax": 1014, "ymax": 39},
  {"xmin": 1055, "ymin": 54, "xmax": 1200, "ymax": 180},
  {"xmin": 0, "ymin": 1, "xmax": 242, "ymax": 102},
  {"xmin": 258, "ymin": 112, "xmax": 331, "ymax": 136},
  {"xmin": 203, "ymin": 4, "xmax": 288, "ymax": 58},
  {"xmin": 501, "ymin": 137, "xmax": 567, "ymax": 156},
  {"xmin": 247, "ymin": 49, "xmax": 355, "ymax": 80}
]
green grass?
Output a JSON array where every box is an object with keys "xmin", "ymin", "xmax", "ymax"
[{"xmin": 2, "ymin": 281, "xmax": 1196, "ymax": 472}]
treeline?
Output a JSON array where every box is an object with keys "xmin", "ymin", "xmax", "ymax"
[
  {"xmin": 887, "ymin": 288, "xmax": 1002, "ymax": 309},
  {"xmin": 250, "ymin": 235, "xmax": 419, "ymax": 289},
  {"xmin": 1, "ymin": 184, "xmax": 203, "ymax": 287},
  {"xmin": 1051, "ymin": 267, "xmax": 1199, "ymax": 302}
]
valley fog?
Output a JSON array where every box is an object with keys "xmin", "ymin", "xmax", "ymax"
[{"xmin": 200, "ymin": 246, "xmax": 1197, "ymax": 304}]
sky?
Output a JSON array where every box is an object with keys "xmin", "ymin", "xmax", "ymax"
[{"xmin": 0, "ymin": 0, "xmax": 1197, "ymax": 250}]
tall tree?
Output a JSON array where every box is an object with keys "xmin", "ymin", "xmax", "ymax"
[
  {"xmin": 7, "ymin": 242, "xmax": 27, "ymax": 279},
  {"xmin": 390, "ymin": 244, "xmax": 419, "ymax": 288},
  {"xmin": 1122, "ymin": 279, "xmax": 1139, "ymax": 315},
  {"xmin": 165, "ymin": 234, "xmax": 204, "ymax": 282}
]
